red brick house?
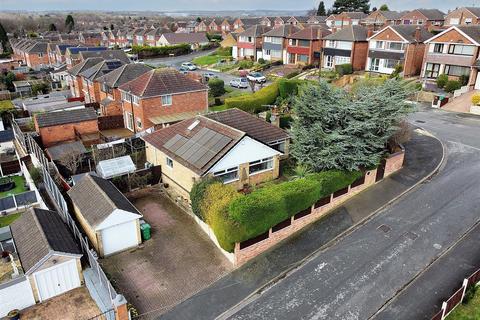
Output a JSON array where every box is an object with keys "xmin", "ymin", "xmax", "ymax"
[
  {"xmin": 233, "ymin": 18, "xmax": 262, "ymax": 31},
  {"xmin": 322, "ymin": 25, "xmax": 369, "ymax": 71},
  {"xmin": 366, "ymin": 25, "xmax": 433, "ymax": 76},
  {"xmin": 34, "ymin": 108, "xmax": 99, "ymax": 147},
  {"xmin": 145, "ymin": 28, "xmax": 168, "ymax": 47},
  {"xmin": 326, "ymin": 12, "xmax": 367, "ymax": 30},
  {"xmin": 79, "ymin": 32, "xmax": 103, "ymax": 46},
  {"xmin": 118, "ymin": 68, "xmax": 209, "ymax": 132},
  {"xmin": 96, "ymin": 63, "xmax": 152, "ymax": 116},
  {"xmin": 68, "ymin": 57, "xmax": 104, "ymax": 98},
  {"xmin": 79, "ymin": 59, "xmax": 126, "ymax": 104},
  {"xmin": 363, "ymin": 10, "xmax": 404, "ymax": 30},
  {"xmin": 24, "ymin": 42, "xmax": 49, "ymax": 70},
  {"xmin": 445, "ymin": 7, "xmax": 480, "ymax": 26},
  {"xmin": 237, "ymin": 25, "xmax": 271, "ymax": 60},
  {"xmin": 221, "ymin": 19, "xmax": 234, "ymax": 33},
  {"xmin": 400, "ymin": 9, "xmax": 445, "ymax": 30},
  {"xmin": 422, "ymin": 25, "xmax": 480, "ymax": 88},
  {"xmin": 286, "ymin": 25, "xmax": 331, "ymax": 65}
]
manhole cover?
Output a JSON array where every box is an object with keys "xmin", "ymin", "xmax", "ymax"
[
  {"xmin": 378, "ymin": 224, "xmax": 391, "ymax": 233},
  {"xmin": 415, "ymin": 120, "xmax": 426, "ymax": 123},
  {"xmin": 404, "ymin": 231, "xmax": 418, "ymax": 241}
]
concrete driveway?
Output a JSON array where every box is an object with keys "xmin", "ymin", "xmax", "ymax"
[{"xmin": 100, "ymin": 188, "xmax": 232, "ymax": 319}]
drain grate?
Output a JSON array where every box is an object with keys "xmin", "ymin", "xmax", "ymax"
[
  {"xmin": 404, "ymin": 231, "xmax": 419, "ymax": 241},
  {"xmin": 378, "ymin": 224, "xmax": 391, "ymax": 233}
]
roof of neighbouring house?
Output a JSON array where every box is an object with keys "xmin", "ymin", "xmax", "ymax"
[
  {"xmin": 161, "ymin": 32, "xmax": 209, "ymax": 44},
  {"xmin": 323, "ymin": 25, "xmax": 368, "ymax": 41},
  {"xmin": 0, "ymin": 129, "xmax": 14, "ymax": 143},
  {"xmin": 412, "ymin": 9, "xmax": 446, "ymax": 21},
  {"xmin": 96, "ymin": 63, "xmax": 153, "ymax": 88},
  {"xmin": 79, "ymin": 59, "xmax": 126, "ymax": 81},
  {"xmin": 68, "ymin": 57, "xmax": 104, "ymax": 76},
  {"xmin": 262, "ymin": 24, "xmax": 300, "ymax": 38},
  {"xmin": 205, "ymin": 108, "xmax": 289, "ymax": 145},
  {"xmin": 45, "ymin": 140, "xmax": 87, "ymax": 161},
  {"xmin": 25, "ymin": 42, "xmax": 48, "ymax": 54},
  {"xmin": 66, "ymin": 46, "xmax": 107, "ymax": 55},
  {"xmin": 465, "ymin": 7, "xmax": 480, "ymax": 18},
  {"xmin": 238, "ymin": 24, "xmax": 272, "ymax": 38},
  {"xmin": 10, "ymin": 208, "xmax": 82, "ymax": 273},
  {"xmin": 288, "ymin": 25, "xmax": 331, "ymax": 40},
  {"xmin": 67, "ymin": 174, "xmax": 141, "ymax": 228},
  {"xmin": 79, "ymin": 49, "xmax": 130, "ymax": 64},
  {"xmin": 118, "ymin": 68, "xmax": 208, "ymax": 98},
  {"xmin": 383, "ymin": 25, "xmax": 434, "ymax": 43},
  {"xmin": 143, "ymin": 115, "xmax": 245, "ymax": 175},
  {"xmin": 35, "ymin": 107, "xmax": 97, "ymax": 128}
]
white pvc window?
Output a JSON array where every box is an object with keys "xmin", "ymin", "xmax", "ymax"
[
  {"xmin": 213, "ymin": 166, "xmax": 239, "ymax": 183},
  {"xmin": 161, "ymin": 95, "xmax": 172, "ymax": 106},
  {"xmin": 249, "ymin": 157, "xmax": 273, "ymax": 175},
  {"xmin": 166, "ymin": 157, "xmax": 173, "ymax": 168}
]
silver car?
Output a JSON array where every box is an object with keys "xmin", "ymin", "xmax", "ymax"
[{"xmin": 229, "ymin": 77, "xmax": 249, "ymax": 89}]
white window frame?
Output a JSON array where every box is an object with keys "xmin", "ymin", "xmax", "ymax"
[
  {"xmin": 125, "ymin": 112, "xmax": 134, "ymax": 131},
  {"xmin": 161, "ymin": 94, "xmax": 172, "ymax": 106},
  {"xmin": 213, "ymin": 166, "xmax": 239, "ymax": 183},
  {"xmin": 166, "ymin": 157, "xmax": 173, "ymax": 168},
  {"xmin": 248, "ymin": 157, "xmax": 274, "ymax": 176}
]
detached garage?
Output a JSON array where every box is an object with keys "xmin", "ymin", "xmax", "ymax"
[
  {"xmin": 68, "ymin": 174, "xmax": 142, "ymax": 257},
  {"xmin": 10, "ymin": 208, "xmax": 83, "ymax": 304}
]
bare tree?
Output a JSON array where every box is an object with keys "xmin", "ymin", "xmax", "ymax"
[{"xmin": 58, "ymin": 151, "xmax": 84, "ymax": 176}]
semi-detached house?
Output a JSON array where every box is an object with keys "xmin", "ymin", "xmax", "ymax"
[
  {"xmin": 118, "ymin": 68, "xmax": 209, "ymax": 132},
  {"xmin": 445, "ymin": 7, "xmax": 480, "ymax": 26},
  {"xmin": 322, "ymin": 25, "xmax": 369, "ymax": 71},
  {"xmin": 366, "ymin": 25, "xmax": 433, "ymax": 76},
  {"xmin": 286, "ymin": 25, "xmax": 331, "ymax": 65},
  {"xmin": 237, "ymin": 25, "xmax": 272, "ymax": 61},
  {"xmin": 262, "ymin": 25, "xmax": 300, "ymax": 62},
  {"xmin": 422, "ymin": 25, "xmax": 480, "ymax": 89}
]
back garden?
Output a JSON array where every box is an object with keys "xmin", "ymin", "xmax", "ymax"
[{"xmin": 192, "ymin": 79, "xmax": 415, "ymax": 253}]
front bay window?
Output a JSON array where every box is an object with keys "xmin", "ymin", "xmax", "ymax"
[
  {"xmin": 425, "ymin": 63, "xmax": 440, "ymax": 79},
  {"xmin": 249, "ymin": 157, "xmax": 274, "ymax": 175},
  {"xmin": 213, "ymin": 166, "xmax": 239, "ymax": 183}
]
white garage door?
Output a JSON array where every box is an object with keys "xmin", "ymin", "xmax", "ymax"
[
  {"xmin": 34, "ymin": 259, "xmax": 81, "ymax": 302},
  {"xmin": 101, "ymin": 221, "xmax": 138, "ymax": 256}
]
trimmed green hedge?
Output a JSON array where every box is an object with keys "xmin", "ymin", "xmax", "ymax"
[
  {"xmin": 224, "ymin": 82, "xmax": 279, "ymax": 113},
  {"xmin": 197, "ymin": 170, "xmax": 361, "ymax": 252},
  {"xmin": 335, "ymin": 63, "xmax": 353, "ymax": 76},
  {"xmin": 190, "ymin": 176, "xmax": 219, "ymax": 220},
  {"xmin": 278, "ymin": 79, "xmax": 307, "ymax": 98},
  {"xmin": 132, "ymin": 44, "xmax": 191, "ymax": 58}
]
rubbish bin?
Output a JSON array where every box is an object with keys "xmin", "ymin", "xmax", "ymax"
[{"xmin": 140, "ymin": 223, "xmax": 151, "ymax": 241}]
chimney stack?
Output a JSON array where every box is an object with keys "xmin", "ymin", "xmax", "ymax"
[
  {"xmin": 415, "ymin": 26, "xmax": 421, "ymax": 42},
  {"xmin": 367, "ymin": 26, "xmax": 374, "ymax": 38}
]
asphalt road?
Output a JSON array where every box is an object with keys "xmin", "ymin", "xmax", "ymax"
[
  {"xmin": 141, "ymin": 48, "xmax": 216, "ymax": 67},
  {"xmin": 224, "ymin": 107, "xmax": 480, "ymax": 320}
]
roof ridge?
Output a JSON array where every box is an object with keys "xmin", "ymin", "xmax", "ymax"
[
  {"xmin": 142, "ymin": 69, "xmax": 155, "ymax": 96},
  {"xmin": 31, "ymin": 209, "xmax": 52, "ymax": 251},
  {"xmin": 199, "ymin": 114, "xmax": 246, "ymax": 136}
]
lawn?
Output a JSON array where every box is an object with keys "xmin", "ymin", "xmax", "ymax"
[
  {"xmin": 0, "ymin": 212, "xmax": 21, "ymax": 227},
  {"xmin": 208, "ymin": 86, "xmax": 251, "ymax": 112},
  {"xmin": 0, "ymin": 100, "xmax": 14, "ymax": 112},
  {"xmin": 446, "ymin": 288, "xmax": 480, "ymax": 320},
  {"xmin": 193, "ymin": 54, "xmax": 231, "ymax": 66},
  {"xmin": 0, "ymin": 175, "xmax": 27, "ymax": 198}
]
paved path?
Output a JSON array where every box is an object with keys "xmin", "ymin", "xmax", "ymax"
[
  {"xmin": 221, "ymin": 107, "xmax": 480, "ymax": 320},
  {"xmin": 160, "ymin": 119, "xmax": 443, "ymax": 319},
  {"xmin": 442, "ymin": 89, "xmax": 478, "ymax": 113}
]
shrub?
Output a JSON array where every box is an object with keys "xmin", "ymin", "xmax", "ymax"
[
  {"xmin": 200, "ymin": 170, "xmax": 361, "ymax": 252},
  {"xmin": 279, "ymin": 115, "xmax": 293, "ymax": 129},
  {"xmin": 190, "ymin": 176, "xmax": 219, "ymax": 220},
  {"xmin": 335, "ymin": 63, "xmax": 353, "ymax": 76},
  {"xmin": 225, "ymin": 82, "xmax": 279, "ymax": 113},
  {"xmin": 237, "ymin": 60, "xmax": 254, "ymax": 70},
  {"xmin": 278, "ymin": 79, "xmax": 306, "ymax": 98},
  {"xmin": 131, "ymin": 44, "xmax": 191, "ymax": 58},
  {"xmin": 472, "ymin": 93, "xmax": 480, "ymax": 105},
  {"xmin": 390, "ymin": 64, "xmax": 403, "ymax": 79},
  {"xmin": 208, "ymin": 78, "xmax": 225, "ymax": 97},
  {"xmin": 28, "ymin": 166, "xmax": 43, "ymax": 185},
  {"xmin": 436, "ymin": 74, "xmax": 448, "ymax": 88},
  {"xmin": 444, "ymin": 80, "xmax": 462, "ymax": 93},
  {"xmin": 216, "ymin": 47, "xmax": 232, "ymax": 56},
  {"xmin": 258, "ymin": 58, "xmax": 266, "ymax": 64},
  {"xmin": 463, "ymin": 285, "xmax": 477, "ymax": 305},
  {"xmin": 459, "ymin": 74, "xmax": 469, "ymax": 86}
]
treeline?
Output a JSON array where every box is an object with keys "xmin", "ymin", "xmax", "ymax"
[{"xmin": 131, "ymin": 44, "xmax": 191, "ymax": 58}]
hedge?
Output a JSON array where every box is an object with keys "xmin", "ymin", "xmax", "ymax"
[
  {"xmin": 131, "ymin": 44, "xmax": 191, "ymax": 58},
  {"xmin": 208, "ymin": 78, "xmax": 225, "ymax": 97},
  {"xmin": 190, "ymin": 176, "xmax": 218, "ymax": 220},
  {"xmin": 198, "ymin": 170, "xmax": 361, "ymax": 252},
  {"xmin": 436, "ymin": 74, "xmax": 448, "ymax": 88},
  {"xmin": 278, "ymin": 79, "xmax": 307, "ymax": 98},
  {"xmin": 444, "ymin": 80, "xmax": 461, "ymax": 93},
  {"xmin": 335, "ymin": 63, "xmax": 353, "ymax": 76},
  {"xmin": 224, "ymin": 82, "xmax": 279, "ymax": 113}
]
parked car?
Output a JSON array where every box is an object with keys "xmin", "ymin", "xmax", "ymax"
[
  {"xmin": 247, "ymin": 72, "xmax": 266, "ymax": 84},
  {"xmin": 181, "ymin": 62, "xmax": 198, "ymax": 71},
  {"xmin": 203, "ymin": 72, "xmax": 218, "ymax": 80},
  {"xmin": 229, "ymin": 78, "xmax": 249, "ymax": 89},
  {"xmin": 178, "ymin": 66, "xmax": 190, "ymax": 74}
]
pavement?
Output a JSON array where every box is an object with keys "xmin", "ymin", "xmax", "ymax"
[
  {"xmin": 218, "ymin": 106, "xmax": 480, "ymax": 320},
  {"xmin": 101, "ymin": 188, "xmax": 232, "ymax": 319},
  {"xmin": 442, "ymin": 89, "xmax": 479, "ymax": 114},
  {"xmin": 160, "ymin": 119, "xmax": 444, "ymax": 320}
]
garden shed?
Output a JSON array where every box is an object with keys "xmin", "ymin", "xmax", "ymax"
[{"xmin": 67, "ymin": 174, "xmax": 142, "ymax": 257}]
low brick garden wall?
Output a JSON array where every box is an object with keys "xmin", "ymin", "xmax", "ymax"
[{"xmin": 233, "ymin": 150, "xmax": 405, "ymax": 266}]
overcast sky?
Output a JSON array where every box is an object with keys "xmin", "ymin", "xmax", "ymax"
[{"xmin": 0, "ymin": 0, "xmax": 472, "ymax": 12}]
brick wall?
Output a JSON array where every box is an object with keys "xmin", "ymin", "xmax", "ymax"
[
  {"xmin": 233, "ymin": 152, "xmax": 404, "ymax": 266},
  {"xmin": 122, "ymin": 90, "xmax": 208, "ymax": 131},
  {"xmin": 37, "ymin": 120, "xmax": 99, "ymax": 147},
  {"xmin": 445, "ymin": 8, "xmax": 480, "ymax": 26},
  {"xmin": 404, "ymin": 43, "xmax": 426, "ymax": 77},
  {"xmin": 352, "ymin": 41, "xmax": 368, "ymax": 71},
  {"xmin": 25, "ymin": 53, "xmax": 49, "ymax": 69}
]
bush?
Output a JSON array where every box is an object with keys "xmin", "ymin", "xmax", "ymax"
[
  {"xmin": 463, "ymin": 284, "xmax": 477, "ymax": 305},
  {"xmin": 279, "ymin": 115, "xmax": 293, "ymax": 129},
  {"xmin": 390, "ymin": 64, "xmax": 403, "ymax": 79},
  {"xmin": 278, "ymin": 79, "xmax": 307, "ymax": 98},
  {"xmin": 190, "ymin": 176, "xmax": 219, "ymax": 220},
  {"xmin": 258, "ymin": 58, "xmax": 266, "ymax": 64},
  {"xmin": 131, "ymin": 44, "xmax": 191, "ymax": 58},
  {"xmin": 335, "ymin": 63, "xmax": 353, "ymax": 76},
  {"xmin": 237, "ymin": 60, "xmax": 254, "ymax": 70},
  {"xmin": 28, "ymin": 166, "xmax": 43, "ymax": 185},
  {"xmin": 459, "ymin": 74, "xmax": 469, "ymax": 86},
  {"xmin": 216, "ymin": 47, "xmax": 232, "ymax": 57},
  {"xmin": 200, "ymin": 170, "xmax": 361, "ymax": 252},
  {"xmin": 436, "ymin": 74, "xmax": 448, "ymax": 88},
  {"xmin": 472, "ymin": 93, "xmax": 480, "ymax": 105},
  {"xmin": 444, "ymin": 80, "xmax": 462, "ymax": 93},
  {"xmin": 208, "ymin": 78, "xmax": 225, "ymax": 97},
  {"xmin": 225, "ymin": 82, "xmax": 279, "ymax": 113}
]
